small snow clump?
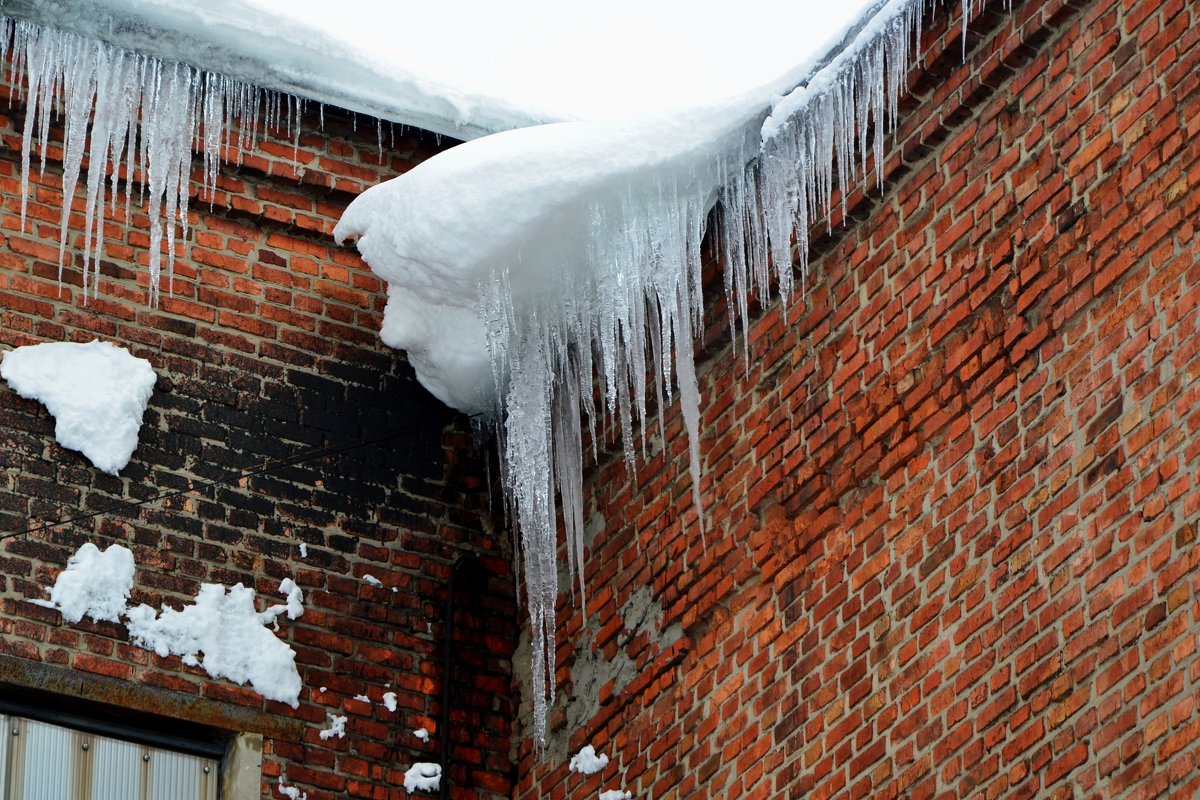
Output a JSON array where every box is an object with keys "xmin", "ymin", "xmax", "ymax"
[
  {"xmin": 383, "ymin": 692, "xmax": 398, "ymax": 712},
  {"xmin": 1, "ymin": 340, "xmax": 156, "ymax": 474},
  {"xmin": 413, "ymin": 727, "xmax": 429, "ymax": 742},
  {"xmin": 599, "ymin": 792, "xmax": 632, "ymax": 800},
  {"xmin": 570, "ymin": 744, "xmax": 610, "ymax": 775},
  {"xmin": 276, "ymin": 776, "xmax": 307, "ymax": 800},
  {"xmin": 403, "ymin": 762, "xmax": 441, "ymax": 793},
  {"xmin": 31, "ymin": 542, "xmax": 134, "ymax": 624},
  {"xmin": 363, "ymin": 574, "xmax": 384, "ymax": 587},
  {"xmin": 319, "ymin": 714, "xmax": 347, "ymax": 740},
  {"xmin": 260, "ymin": 578, "xmax": 306, "ymax": 631}
]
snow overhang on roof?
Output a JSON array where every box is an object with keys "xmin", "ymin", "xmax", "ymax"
[{"xmin": 0, "ymin": 0, "xmax": 560, "ymax": 140}]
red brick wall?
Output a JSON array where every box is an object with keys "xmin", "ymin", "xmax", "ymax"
[
  {"xmin": 0, "ymin": 63, "xmax": 514, "ymax": 799},
  {"xmin": 517, "ymin": 0, "xmax": 1200, "ymax": 797}
]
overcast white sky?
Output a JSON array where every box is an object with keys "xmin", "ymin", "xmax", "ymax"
[{"xmin": 246, "ymin": 0, "xmax": 878, "ymax": 120}]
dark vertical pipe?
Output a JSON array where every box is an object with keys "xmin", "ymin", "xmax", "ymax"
[{"xmin": 439, "ymin": 553, "xmax": 480, "ymax": 799}]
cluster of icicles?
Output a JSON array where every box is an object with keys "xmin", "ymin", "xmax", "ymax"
[
  {"xmin": 0, "ymin": 16, "xmax": 306, "ymax": 302},
  {"xmin": 2, "ymin": 0, "xmax": 995, "ymax": 746},
  {"xmin": 496, "ymin": 0, "xmax": 996, "ymax": 743}
]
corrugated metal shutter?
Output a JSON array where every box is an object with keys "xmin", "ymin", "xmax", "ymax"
[
  {"xmin": 148, "ymin": 749, "xmax": 216, "ymax": 800},
  {"xmin": 3, "ymin": 715, "xmax": 218, "ymax": 800},
  {"xmin": 91, "ymin": 735, "xmax": 144, "ymax": 800},
  {"xmin": 0, "ymin": 715, "xmax": 9, "ymax": 795},
  {"xmin": 7, "ymin": 717, "xmax": 80, "ymax": 800}
]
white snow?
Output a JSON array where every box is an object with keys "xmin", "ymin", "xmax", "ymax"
[
  {"xmin": 298, "ymin": 543, "xmax": 307, "ymax": 559},
  {"xmin": 413, "ymin": 727, "xmax": 429, "ymax": 742},
  {"xmin": 353, "ymin": 694, "xmax": 370, "ymax": 703},
  {"xmin": 599, "ymin": 792, "xmax": 632, "ymax": 800},
  {"xmin": 1, "ymin": 340, "xmax": 156, "ymax": 475},
  {"xmin": 32, "ymin": 543, "xmax": 304, "ymax": 706},
  {"xmin": 0, "ymin": 1, "xmax": 545, "ymax": 141},
  {"xmin": 382, "ymin": 692, "xmax": 398, "ymax": 712},
  {"xmin": 5, "ymin": 1, "xmax": 880, "ymax": 133},
  {"xmin": 31, "ymin": 542, "xmax": 134, "ymax": 624},
  {"xmin": 124, "ymin": 582, "xmax": 303, "ymax": 707},
  {"xmin": 0, "ymin": 0, "xmax": 895, "ymax": 301},
  {"xmin": 570, "ymin": 744, "xmax": 610, "ymax": 775},
  {"xmin": 362, "ymin": 574, "xmax": 383, "ymax": 588},
  {"xmin": 276, "ymin": 776, "xmax": 307, "ymax": 800},
  {"xmin": 318, "ymin": 714, "xmax": 347, "ymax": 740},
  {"xmin": 403, "ymin": 763, "xmax": 441, "ymax": 794},
  {"xmin": 273, "ymin": 578, "xmax": 305, "ymax": 621}
]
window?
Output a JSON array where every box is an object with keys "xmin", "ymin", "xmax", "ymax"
[{"xmin": 0, "ymin": 714, "xmax": 220, "ymax": 800}]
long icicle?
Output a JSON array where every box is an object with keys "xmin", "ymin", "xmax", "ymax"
[{"xmin": 0, "ymin": 16, "xmax": 298, "ymax": 303}]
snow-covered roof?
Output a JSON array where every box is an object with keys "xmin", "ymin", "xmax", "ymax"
[
  {"xmin": 4, "ymin": 0, "xmax": 884, "ymax": 139},
  {"xmin": 2, "ymin": 0, "xmax": 554, "ymax": 140}
]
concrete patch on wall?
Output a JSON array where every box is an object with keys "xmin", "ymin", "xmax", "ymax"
[{"xmin": 514, "ymin": 582, "xmax": 682, "ymax": 763}]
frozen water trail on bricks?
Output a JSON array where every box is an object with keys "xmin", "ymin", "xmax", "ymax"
[
  {"xmin": 0, "ymin": 15, "xmax": 304, "ymax": 303},
  {"xmin": 336, "ymin": 0, "xmax": 994, "ymax": 743}
]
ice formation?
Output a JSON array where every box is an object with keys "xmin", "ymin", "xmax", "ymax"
[
  {"xmin": 2, "ymin": 1, "xmax": 549, "ymax": 140},
  {"xmin": 0, "ymin": 15, "xmax": 309, "ymax": 302},
  {"xmin": 335, "ymin": 100, "xmax": 762, "ymax": 742},
  {"xmin": 403, "ymin": 762, "xmax": 441, "ymax": 794},
  {"xmin": 124, "ymin": 582, "xmax": 303, "ymax": 707},
  {"xmin": 30, "ymin": 542, "xmax": 134, "ymax": 624},
  {"xmin": 338, "ymin": 0, "xmax": 993, "ymax": 742},
  {"xmin": 570, "ymin": 744, "xmax": 610, "ymax": 775},
  {"xmin": 1, "ymin": 340, "xmax": 156, "ymax": 474},
  {"xmin": 318, "ymin": 714, "xmax": 347, "ymax": 740}
]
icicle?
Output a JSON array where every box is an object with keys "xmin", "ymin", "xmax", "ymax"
[
  {"xmin": 0, "ymin": 16, "xmax": 308, "ymax": 302},
  {"xmin": 463, "ymin": 0, "xmax": 997, "ymax": 741}
]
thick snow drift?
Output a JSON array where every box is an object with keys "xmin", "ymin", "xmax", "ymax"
[
  {"xmin": 1, "ymin": 340, "xmax": 156, "ymax": 474},
  {"xmin": 335, "ymin": 100, "xmax": 762, "ymax": 414}
]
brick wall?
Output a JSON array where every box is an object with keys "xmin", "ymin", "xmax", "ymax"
[
  {"xmin": 0, "ymin": 62, "xmax": 515, "ymax": 799},
  {"xmin": 517, "ymin": 0, "xmax": 1200, "ymax": 797}
]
